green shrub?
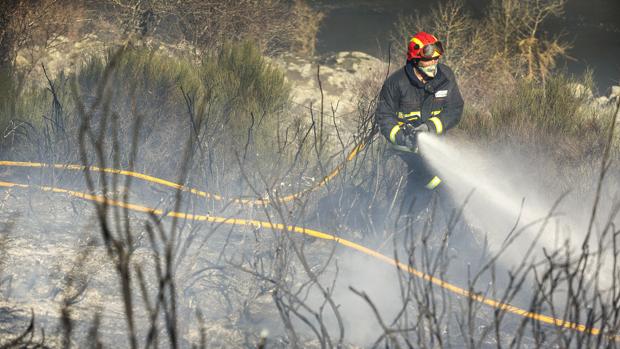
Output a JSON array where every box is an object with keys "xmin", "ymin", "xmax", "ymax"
[
  {"xmin": 70, "ymin": 42, "xmax": 290, "ymax": 182},
  {"xmin": 0, "ymin": 68, "xmax": 60, "ymax": 157},
  {"xmin": 456, "ymin": 72, "xmax": 617, "ymax": 194},
  {"xmin": 77, "ymin": 48, "xmax": 202, "ymax": 105},
  {"xmin": 200, "ymin": 41, "xmax": 289, "ymax": 147},
  {"xmin": 72, "ymin": 49, "xmax": 197, "ymax": 174},
  {"xmin": 461, "ymin": 73, "xmax": 604, "ymax": 144},
  {"xmin": 0, "ymin": 39, "xmax": 293, "ymax": 197},
  {"xmin": 203, "ymin": 41, "xmax": 288, "ymax": 115},
  {"xmin": 0, "ymin": 68, "xmax": 17, "ymax": 135}
]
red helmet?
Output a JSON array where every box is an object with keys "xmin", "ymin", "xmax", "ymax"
[{"xmin": 407, "ymin": 32, "xmax": 444, "ymax": 61}]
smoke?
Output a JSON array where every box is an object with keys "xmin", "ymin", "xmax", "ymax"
[
  {"xmin": 313, "ymin": 249, "xmax": 403, "ymax": 346},
  {"xmin": 417, "ymin": 132, "xmax": 620, "ymax": 272}
]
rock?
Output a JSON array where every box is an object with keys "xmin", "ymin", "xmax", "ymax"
[
  {"xmin": 611, "ymin": 85, "xmax": 620, "ymax": 100},
  {"xmin": 270, "ymin": 51, "xmax": 387, "ymax": 147},
  {"xmin": 272, "ymin": 50, "xmax": 386, "ymax": 114}
]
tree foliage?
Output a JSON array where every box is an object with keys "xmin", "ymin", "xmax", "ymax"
[{"xmin": 392, "ymin": 0, "xmax": 570, "ymax": 91}]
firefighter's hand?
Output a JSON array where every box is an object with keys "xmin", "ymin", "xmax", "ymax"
[
  {"xmin": 398, "ymin": 124, "xmax": 420, "ymax": 152},
  {"xmin": 404, "ymin": 123, "xmax": 429, "ymax": 134},
  {"xmin": 402, "ymin": 132, "xmax": 419, "ymax": 152}
]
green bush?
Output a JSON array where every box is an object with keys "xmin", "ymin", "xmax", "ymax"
[
  {"xmin": 456, "ymin": 72, "xmax": 617, "ymax": 193},
  {"xmin": 460, "ymin": 73, "xmax": 607, "ymax": 151},
  {"xmin": 0, "ymin": 68, "xmax": 17, "ymax": 136},
  {"xmin": 0, "ymin": 68, "xmax": 60, "ymax": 157},
  {"xmin": 200, "ymin": 41, "xmax": 289, "ymax": 149},
  {"xmin": 71, "ymin": 42, "xmax": 290, "ymax": 182},
  {"xmin": 0, "ymin": 40, "xmax": 291, "ymax": 185},
  {"xmin": 73, "ymin": 49, "xmax": 197, "ymax": 173},
  {"xmin": 202, "ymin": 41, "xmax": 288, "ymax": 116}
]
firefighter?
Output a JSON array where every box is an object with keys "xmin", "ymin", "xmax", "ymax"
[{"xmin": 375, "ymin": 31, "xmax": 464, "ymax": 216}]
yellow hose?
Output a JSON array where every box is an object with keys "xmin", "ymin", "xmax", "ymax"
[
  {"xmin": 0, "ymin": 179, "xmax": 610, "ymax": 338},
  {"xmin": 0, "ymin": 143, "xmax": 367, "ymax": 206}
]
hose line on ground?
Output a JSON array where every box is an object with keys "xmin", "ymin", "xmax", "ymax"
[
  {"xmin": 0, "ymin": 138, "xmax": 370, "ymax": 206},
  {"xmin": 0, "ymin": 179, "xmax": 611, "ymax": 339}
]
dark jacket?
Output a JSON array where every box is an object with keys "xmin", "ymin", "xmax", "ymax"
[{"xmin": 375, "ymin": 61, "xmax": 464, "ymax": 148}]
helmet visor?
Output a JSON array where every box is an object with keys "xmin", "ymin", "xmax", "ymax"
[{"xmin": 420, "ymin": 41, "xmax": 444, "ymax": 60}]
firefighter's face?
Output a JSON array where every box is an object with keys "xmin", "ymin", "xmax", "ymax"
[{"xmin": 416, "ymin": 57, "xmax": 439, "ymax": 78}]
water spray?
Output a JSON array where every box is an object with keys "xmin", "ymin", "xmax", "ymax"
[{"xmin": 416, "ymin": 131, "xmax": 616, "ymax": 272}]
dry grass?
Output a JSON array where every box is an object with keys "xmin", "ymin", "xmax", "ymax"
[{"xmin": 94, "ymin": 0, "xmax": 323, "ymax": 56}]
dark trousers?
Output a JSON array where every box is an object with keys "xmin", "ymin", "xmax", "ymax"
[
  {"xmin": 398, "ymin": 152, "xmax": 440, "ymax": 217},
  {"xmin": 396, "ymin": 152, "xmax": 482, "ymax": 276}
]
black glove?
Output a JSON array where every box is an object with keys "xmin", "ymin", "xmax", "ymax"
[
  {"xmin": 404, "ymin": 123, "xmax": 430, "ymax": 134},
  {"xmin": 402, "ymin": 132, "xmax": 418, "ymax": 151},
  {"xmin": 399, "ymin": 124, "xmax": 419, "ymax": 152},
  {"xmin": 400, "ymin": 123, "xmax": 432, "ymax": 152}
]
